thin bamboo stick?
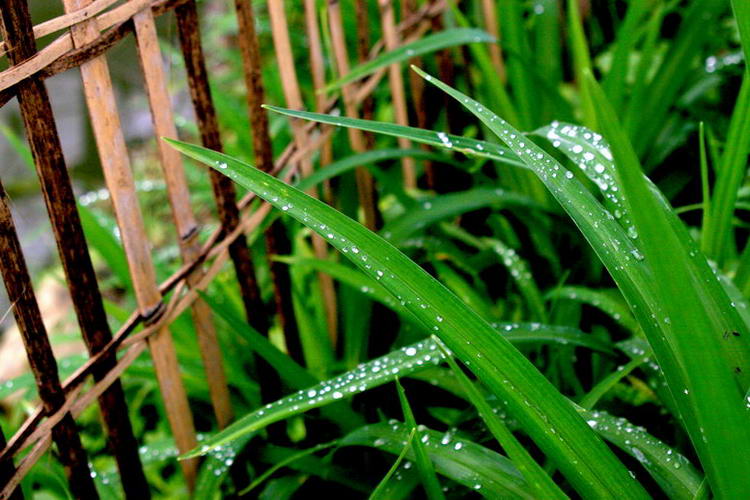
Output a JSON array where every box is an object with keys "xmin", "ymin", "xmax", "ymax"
[
  {"xmin": 60, "ymin": 0, "xmax": 198, "ymax": 487},
  {"xmin": 303, "ymin": 0, "xmax": 334, "ymax": 204},
  {"xmin": 0, "ymin": 3, "xmax": 151, "ymax": 496},
  {"xmin": 401, "ymin": 0, "xmax": 434, "ymax": 188},
  {"xmin": 480, "ymin": 0, "xmax": 506, "ymax": 82},
  {"xmin": 131, "ymin": 5, "xmax": 233, "ymax": 430},
  {"xmin": 233, "ymin": 0, "xmax": 304, "ymax": 365},
  {"xmin": 174, "ymin": 0, "xmax": 269, "ymax": 335},
  {"xmin": 267, "ymin": 0, "xmax": 339, "ymax": 345},
  {"xmin": 355, "ymin": 0, "xmax": 376, "ymax": 147},
  {"xmin": 327, "ymin": 0, "xmax": 380, "ymax": 230},
  {"xmin": 377, "ymin": 0, "xmax": 416, "ymax": 188},
  {"xmin": 0, "ymin": 180, "xmax": 99, "ymax": 500}
]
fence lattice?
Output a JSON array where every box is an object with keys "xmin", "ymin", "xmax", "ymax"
[{"xmin": 0, "ymin": 0, "xmax": 446, "ymax": 497}]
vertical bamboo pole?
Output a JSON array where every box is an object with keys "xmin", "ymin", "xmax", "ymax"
[
  {"xmin": 377, "ymin": 0, "xmax": 416, "ymax": 188},
  {"xmin": 267, "ymin": 0, "xmax": 338, "ymax": 345},
  {"xmin": 354, "ymin": 0, "xmax": 375, "ymax": 147},
  {"xmin": 327, "ymin": 0, "xmax": 379, "ymax": 230},
  {"xmin": 0, "ymin": 2, "xmax": 150, "ymax": 497},
  {"xmin": 303, "ymin": 0, "xmax": 334, "ymax": 203},
  {"xmin": 481, "ymin": 0, "xmax": 506, "ymax": 82},
  {"xmin": 401, "ymin": 0, "xmax": 434, "ymax": 187},
  {"xmin": 233, "ymin": 0, "xmax": 304, "ymax": 364},
  {"xmin": 0, "ymin": 181, "xmax": 99, "ymax": 500},
  {"xmin": 60, "ymin": 0, "xmax": 198, "ymax": 487},
  {"xmin": 174, "ymin": 1, "xmax": 269, "ymax": 336},
  {"xmin": 0, "ymin": 425, "xmax": 23, "ymax": 500},
  {"xmin": 131, "ymin": 6, "xmax": 233, "ymax": 430}
]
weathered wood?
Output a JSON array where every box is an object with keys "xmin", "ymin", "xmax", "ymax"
[
  {"xmin": 0, "ymin": 2, "xmax": 150, "ymax": 496},
  {"xmin": 174, "ymin": 0, "xmax": 268, "ymax": 335},
  {"xmin": 233, "ymin": 0, "xmax": 304, "ymax": 364},
  {"xmin": 328, "ymin": 0, "xmax": 380, "ymax": 230},
  {"xmin": 0, "ymin": 0, "xmax": 451, "ymax": 491},
  {"xmin": 60, "ymin": 0, "xmax": 198, "ymax": 487},
  {"xmin": 268, "ymin": 0, "xmax": 338, "ymax": 345},
  {"xmin": 378, "ymin": 0, "xmax": 416, "ymax": 188},
  {"xmin": 0, "ymin": 0, "xmax": 119, "ymax": 56},
  {"xmin": 132, "ymin": 4, "xmax": 233, "ymax": 430},
  {"xmin": 0, "ymin": 180, "xmax": 98, "ymax": 499},
  {"xmin": 0, "ymin": 0, "xmax": 191, "ymax": 108}
]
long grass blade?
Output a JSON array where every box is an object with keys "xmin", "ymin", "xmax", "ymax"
[
  {"xmin": 167, "ymin": 137, "xmax": 647, "ymax": 497},
  {"xmin": 395, "ymin": 380, "xmax": 444, "ymax": 500},
  {"xmin": 322, "ymin": 28, "xmax": 495, "ymax": 92}
]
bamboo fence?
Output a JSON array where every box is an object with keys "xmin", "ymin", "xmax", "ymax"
[{"xmin": 0, "ymin": 0, "xmax": 448, "ymax": 497}]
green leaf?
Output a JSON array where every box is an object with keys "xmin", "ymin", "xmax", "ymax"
[
  {"xmin": 731, "ymin": 0, "xmax": 750, "ymax": 79},
  {"xmin": 579, "ymin": 408, "xmax": 703, "ymax": 499},
  {"xmin": 369, "ymin": 428, "xmax": 415, "ymax": 500},
  {"xmin": 296, "ymin": 149, "xmax": 456, "ymax": 193},
  {"xmin": 584, "ymin": 73, "xmax": 750, "ymax": 498},
  {"xmin": 382, "ymin": 188, "xmax": 544, "ymax": 246},
  {"xmin": 167, "ymin": 136, "xmax": 647, "ymax": 497},
  {"xmin": 703, "ymin": 72, "xmax": 750, "ymax": 263},
  {"xmin": 439, "ymin": 341, "xmax": 568, "ymax": 499},
  {"xmin": 262, "ymin": 106, "xmax": 526, "ymax": 170},
  {"xmin": 547, "ymin": 286, "xmax": 638, "ymax": 332},
  {"xmin": 341, "ymin": 421, "xmax": 531, "ymax": 498},
  {"xmin": 395, "ymin": 380, "xmax": 444, "ymax": 500},
  {"xmin": 322, "ymin": 28, "xmax": 495, "ymax": 92}
]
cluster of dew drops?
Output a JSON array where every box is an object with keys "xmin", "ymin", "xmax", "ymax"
[
  {"xmin": 372, "ymin": 421, "xmax": 484, "ymax": 492},
  {"xmin": 543, "ymin": 122, "xmax": 640, "ymax": 241},
  {"xmin": 440, "ymin": 89, "xmax": 643, "ymax": 262},
  {"xmin": 218, "ymin": 341, "xmax": 446, "ymax": 438},
  {"xmin": 583, "ymin": 411, "xmax": 691, "ymax": 471}
]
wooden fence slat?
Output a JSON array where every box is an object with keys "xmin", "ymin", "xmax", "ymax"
[
  {"xmin": 233, "ymin": 0, "xmax": 304, "ymax": 365},
  {"xmin": 0, "ymin": 180, "xmax": 99, "ymax": 500},
  {"xmin": 327, "ymin": 0, "xmax": 380, "ymax": 230},
  {"xmin": 173, "ymin": 0, "xmax": 269, "ymax": 336},
  {"xmin": 59, "ymin": 0, "xmax": 198, "ymax": 488},
  {"xmin": 0, "ymin": 2, "xmax": 151, "ymax": 496},
  {"xmin": 131, "ymin": 5, "xmax": 233, "ymax": 430},
  {"xmin": 377, "ymin": 0, "xmax": 416, "ymax": 188},
  {"xmin": 0, "ymin": 0, "xmax": 449, "ymax": 490},
  {"xmin": 267, "ymin": 0, "xmax": 339, "ymax": 345}
]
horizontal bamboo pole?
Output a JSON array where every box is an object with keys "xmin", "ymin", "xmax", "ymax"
[{"xmin": 0, "ymin": 0, "xmax": 119, "ymax": 56}]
